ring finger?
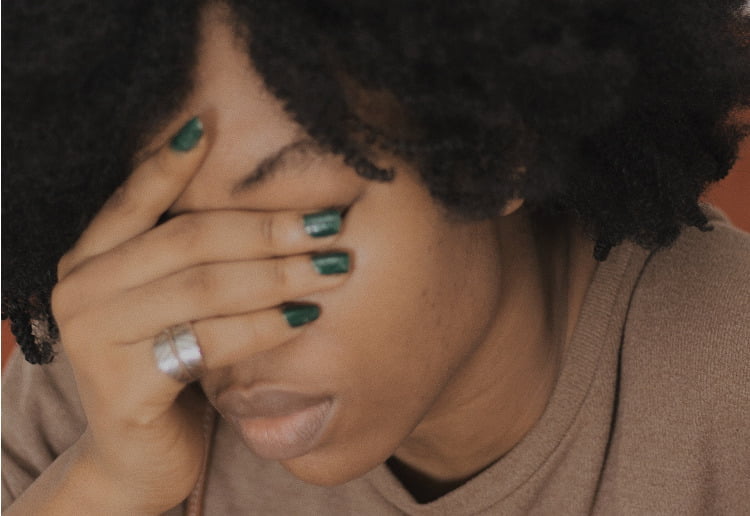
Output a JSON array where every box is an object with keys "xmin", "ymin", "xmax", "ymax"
[
  {"xmin": 64, "ymin": 252, "xmax": 350, "ymax": 346},
  {"xmin": 192, "ymin": 304, "xmax": 321, "ymax": 371}
]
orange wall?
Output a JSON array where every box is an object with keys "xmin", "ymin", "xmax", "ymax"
[
  {"xmin": 703, "ymin": 135, "xmax": 750, "ymax": 229},
  {"xmin": 2, "ymin": 137, "xmax": 749, "ymax": 369},
  {"xmin": 2, "ymin": 321, "xmax": 15, "ymax": 368}
]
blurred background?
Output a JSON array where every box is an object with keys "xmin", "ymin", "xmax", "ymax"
[{"xmin": 2, "ymin": 135, "xmax": 749, "ymax": 369}]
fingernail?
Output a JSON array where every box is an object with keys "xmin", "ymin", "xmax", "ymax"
[
  {"xmin": 170, "ymin": 117, "xmax": 203, "ymax": 152},
  {"xmin": 283, "ymin": 304, "xmax": 321, "ymax": 328},
  {"xmin": 312, "ymin": 252, "xmax": 349, "ymax": 275},
  {"xmin": 304, "ymin": 209, "xmax": 341, "ymax": 238}
]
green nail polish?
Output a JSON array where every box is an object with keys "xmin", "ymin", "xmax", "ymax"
[
  {"xmin": 312, "ymin": 252, "xmax": 349, "ymax": 275},
  {"xmin": 304, "ymin": 210, "xmax": 341, "ymax": 237},
  {"xmin": 170, "ymin": 117, "xmax": 203, "ymax": 152},
  {"xmin": 283, "ymin": 305, "xmax": 321, "ymax": 328}
]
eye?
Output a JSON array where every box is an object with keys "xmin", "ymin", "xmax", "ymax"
[
  {"xmin": 334, "ymin": 205, "xmax": 351, "ymax": 219},
  {"xmin": 156, "ymin": 211, "xmax": 174, "ymax": 227},
  {"xmin": 333, "ymin": 190, "xmax": 365, "ymax": 220}
]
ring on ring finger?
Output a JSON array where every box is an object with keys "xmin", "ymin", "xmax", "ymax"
[{"xmin": 152, "ymin": 323, "xmax": 206, "ymax": 383}]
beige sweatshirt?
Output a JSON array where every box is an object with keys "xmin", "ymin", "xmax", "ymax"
[{"xmin": 3, "ymin": 205, "xmax": 749, "ymax": 515}]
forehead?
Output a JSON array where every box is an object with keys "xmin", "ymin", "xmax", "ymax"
[
  {"xmin": 167, "ymin": 8, "xmax": 310, "ymax": 213},
  {"xmin": 191, "ymin": 6, "xmax": 304, "ymax": 158}
]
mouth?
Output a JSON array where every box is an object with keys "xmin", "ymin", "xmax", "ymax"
[{"xmin": 214, "ymin": 387, "xmax": 335, "ymax": 461}]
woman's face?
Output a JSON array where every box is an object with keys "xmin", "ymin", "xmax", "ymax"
[{"xmin": 168, "ymin": 9, "xmax": 506, "ymax": 485}]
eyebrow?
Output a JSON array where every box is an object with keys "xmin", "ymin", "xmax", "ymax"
[{"xmin": 233, "ymin": 139, "xmax": 319, "ymax": 193}]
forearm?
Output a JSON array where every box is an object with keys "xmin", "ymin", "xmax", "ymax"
[{"xmin": 4, "ymin": 438, "xmax": 160, "ymax": 516}]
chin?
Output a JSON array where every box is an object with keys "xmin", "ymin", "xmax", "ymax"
[{"xmin": 280, "ymin": 448, "xmax": 384, "ymax": 487}]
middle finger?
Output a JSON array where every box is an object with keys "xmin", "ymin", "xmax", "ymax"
[
  {"xmin": 69, "ymin": 252, "xmax": 351, "ymax": 345},
  {"xmin": 64, "ymin": 208, "xmax": 343, "ymax": 300}
]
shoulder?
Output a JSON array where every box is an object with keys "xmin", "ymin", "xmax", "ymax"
[
  {"xmin": 603, "ymin": 206, "xmax": 750, "ymax": 509},
  {"xmin": 621, "ymin": 202, "xmax": 749, "ymax": 436},
  {"xmin": 626, "ymin": 203, "xmax": 749, "ymax": 356}
]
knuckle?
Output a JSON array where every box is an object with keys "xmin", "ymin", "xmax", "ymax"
[
  {"xmin": 57, "ymin": 313, "xmax": 88, "ymax": 355},
  {"xmin": 245, "ymin": 315, "xmax": 283, "ymax": 355},
  {"xmin": 271, "ymin": 259, "xmax": 290, "ymax": 289},
  {"xmin": 126, "ymin": 410, "xmax": 160, "ymax": 429},
  {"xmin": 234, "ymin": 319, "xmax": 264, "ymax": 356},
  {"xmin": 106, "ymin": 185, "xmax": 127, "ymax": 208},
  {"xmin": 170, "ymin": 213, "xmax": 205, "ymax": 248},
  {"xmin": 150, "ymin": 148, "xmax": 173, "ymax": 178},
  {"xmin": 51, "ymin": 284, "xmax": 92, "ymax": 351},
  {"xmin": 168, "ymin": 213, "xmax": 224, "ymax": 259},
  {"xmin": 106, "ymin": 241, "xmax": 132, "ymax": 266},
  {"xmin": 261, "ymin": 213, "xmax": 281, "ymax": 250},
  {"xmin": 184, "ymin": 266, "xmax": 217, "ymax": 302},
  {"xmin": 249, "ymin": 314, "xmax": 276, "ymax": 346},
  {"xmin": 56, "ymin": 252, "xmax": 74, "ymax": 279},
  {"xmin": 176, "ymin": 212, "xmax": 203, "ymax": 235},
  {"xmin": 50, "ymin": 279, "xmax": 74, "ymax": 321},
  {"xmin": 105, "ymin": 184, "xmax": 138, "ymax": 218},
  {"xmin": 244, "ymin": 320, "xmax": 263, "ymax": 347}
]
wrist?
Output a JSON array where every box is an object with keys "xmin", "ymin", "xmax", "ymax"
[
  {"xmin": 5, "ymin": 433, "xmax": 166, "ymax": 516},
  {"xmin": 71, "ymin": 431, "xmax": 172, "ymax": 515}
]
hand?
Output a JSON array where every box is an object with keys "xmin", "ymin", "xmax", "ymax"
[{"xmin": 50, "ymin": 117, "xmax": 348, "ymax": 513}]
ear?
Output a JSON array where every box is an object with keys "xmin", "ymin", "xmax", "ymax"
[{"xmin": 500, "ymin": 198, "xmax": 525, "ymax": 216}]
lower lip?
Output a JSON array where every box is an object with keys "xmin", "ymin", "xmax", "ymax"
[{"xmin": 233, "ymin": 399, "xmax": 334, "ymax": 461}]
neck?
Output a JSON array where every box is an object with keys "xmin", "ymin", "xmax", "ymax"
[{"xmin": 389, "ymin": 210, "xmax": 597, "ymax": 500}]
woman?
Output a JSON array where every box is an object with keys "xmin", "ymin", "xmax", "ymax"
[{"xmin": 3, "ymin": 1, "xmax": 749, "ymax": 514}]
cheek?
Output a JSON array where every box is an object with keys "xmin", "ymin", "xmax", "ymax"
[
  {"xmin": 341, "ymin": 220, "xmax": 498, "ymax": 400},
  {"xmin": 296, "ymin": 176, "xmax": 502, "ymax": 471},
  {"xmin": 283, "ymin": 220, "xmax": 502, "ymax": 485},
  {"xmin": 339, "ymin": 174, "xmax": 501, "ymax": 384}
]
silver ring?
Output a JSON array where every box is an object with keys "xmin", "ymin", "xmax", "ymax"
[{"xmin": 152, "ymin": 323, "xmax": 205, "ymax": 383}]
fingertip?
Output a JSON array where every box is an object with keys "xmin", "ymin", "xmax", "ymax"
[
  {"xmin": 303, "ymin": 209, "xmax": 342, "ymax": 238},
  {"xmin": 169, "ymin": 117, "xmax": 204, "ymax": 152},
  {"xmin": 282, "ymin": 304, "xmax": 321, "ymax": 328}
]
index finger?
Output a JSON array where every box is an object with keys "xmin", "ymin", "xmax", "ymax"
[{"xmin": 59, "ymin": 116, "xmax": 208, "ymax": 278}]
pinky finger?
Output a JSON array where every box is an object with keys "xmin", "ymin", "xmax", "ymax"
[
  {"xmin": 59, "ymin": 116, "xmax": 208, "ymax": 279},
  {"xmin": 192, "ymin": 304, "xmax": 321, "ymax": 370}
]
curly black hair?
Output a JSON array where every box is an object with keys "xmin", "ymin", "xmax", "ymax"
[{"xmin": 3, "ymin": 0, "xmax": 750, "ymax": 364}]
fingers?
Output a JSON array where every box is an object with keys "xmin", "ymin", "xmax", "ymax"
[
  {"xmin": 44, "ymin": 113, "xmax": 351, "ymax": 498},
  {"xmin": 54, "ymin": 252, "xmax": 350, "ymax": 346},
  {"xmin": 58, "ymin": 116, "xmax": 208, "ymax": 279},
  {"xmin": 83, "ymin": 304, "xmax": 321, "ymax": 410},
  {"xmin": 192, "ymin": 305, "xmax": 320, "ymax": 370},
  {"xmin": 61, "ymin": 209, "xmax": 343, "ymax": 297}
]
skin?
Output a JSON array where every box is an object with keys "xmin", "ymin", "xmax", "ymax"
[
  {"xmin": 181, "ymin": 6, "xmax": 598, "ymax": 490},
  {"xmin": 6, "ymin": 4, "xmax": 598, "ymax": 514}
]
